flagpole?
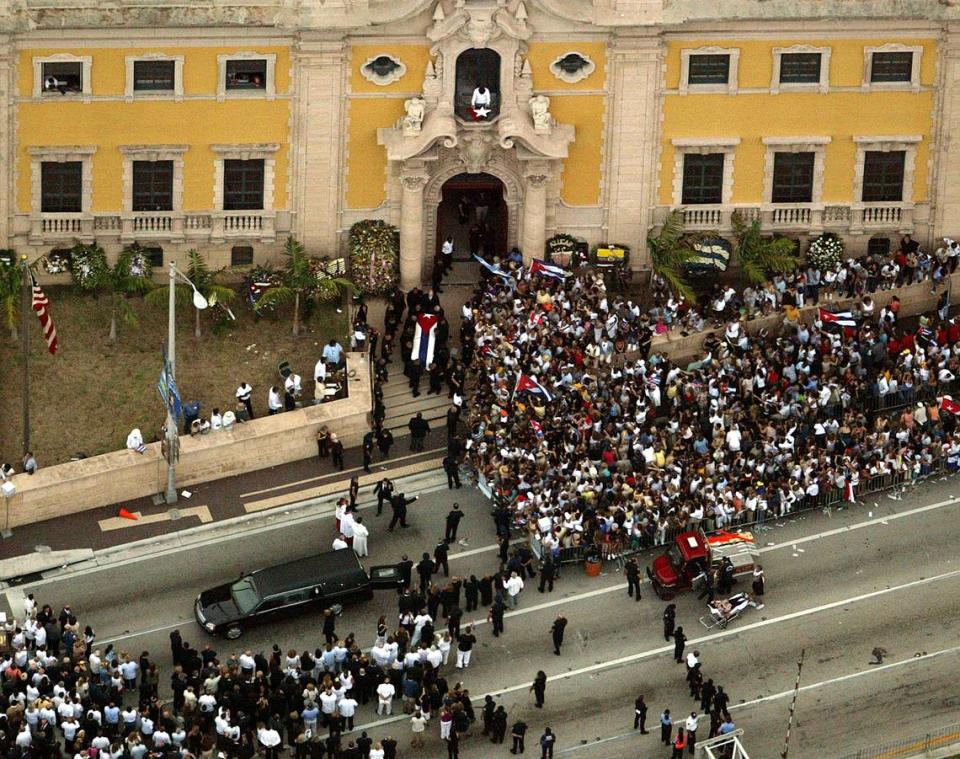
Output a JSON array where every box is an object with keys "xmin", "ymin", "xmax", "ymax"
[
  {"xmin": 165, "ymin": 261, "xmax": 178, "ymax": 505},
  {"xmin": 19, "ymin": 255, "xmax": 31, "ymax": 457}
]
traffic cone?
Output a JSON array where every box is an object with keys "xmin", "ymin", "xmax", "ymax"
[{"xmin": 118, "ymin": 507, "xmax": 138, "ymax": 521}]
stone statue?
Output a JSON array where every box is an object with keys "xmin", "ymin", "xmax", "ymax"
[
  {"xmin": 402, "ymin": 97, "xmax": 426, "ymax": 134},
  {"xmin": 529, "ymin": 95, "xmax": 552, "ymax": 132}
]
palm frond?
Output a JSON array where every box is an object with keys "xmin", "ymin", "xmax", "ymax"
[
  {"xmin": 254, "ymin": 286, "xmax": 296, "ymax": 312},
  {"xmin": 658, "ymin": 265, "xmax": 697, "ymax": 304},
  {"xmin": 114, "ymin": 294, "xmax": 140, "ymax": 326},
  {"xmin": 144, "ymin": 283, "xmax": 193, "ymax": 309},
  {"xmin": 206, "ymin": 283, "xmax": 237, "ymax": 304}
]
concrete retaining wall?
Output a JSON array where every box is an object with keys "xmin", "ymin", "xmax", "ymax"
[{"xmin": 2, "ymin": 353, "xmax": 371, "ymax": 529}]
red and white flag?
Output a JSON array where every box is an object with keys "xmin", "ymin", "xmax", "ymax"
[
  {"xmin": 818, "ymin": 308, "xmax": 858, "ymax": 329},
  {"xmin": 940, "ymin": 396, "xmax": 960, "ymax": 415},
  {"xmin": 31, "ymin": 273, "xmax": 58, "ymax": 355}
]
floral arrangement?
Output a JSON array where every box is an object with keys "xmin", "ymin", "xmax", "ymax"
[
  {"xmin": 244, "ymin": 264, "xmax": 283, "ymax": 310},
  {"xmin": 545, "ymin": 233, "xmax": 579, "ymax": 266},
  {"xmin": 40, "ymin": 249, "xmax": 72, "ymax": 275},
  {"xmin": 349, "ymin": 220, "xmax": 399, "ymax": 295},
  {"xmin": 120, "ymin": 244, "xmax": 152, "ymax": 279},
  {"xmin": 69, "ymin": 242, "xmax": 108, "ymax": 291},
  {"xmin": 807, "ymin": 233, "xmax": 843, "ymax": 272}
]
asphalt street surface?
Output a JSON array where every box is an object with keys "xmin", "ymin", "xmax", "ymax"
[{"xmin": 18, "ymin": 470, "xmax": 960, "ymax": 758}]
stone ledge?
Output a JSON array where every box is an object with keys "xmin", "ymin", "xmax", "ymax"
[{"xmin": 3, "ymin": 353, "xmax": 371, "ymax": 529}]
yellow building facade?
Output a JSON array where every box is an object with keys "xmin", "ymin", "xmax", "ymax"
[{"xmin": 0, "ymin": 1, "xmax": 958, "ymax": 285}]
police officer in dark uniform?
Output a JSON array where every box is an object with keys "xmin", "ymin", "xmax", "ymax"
[{"xmin": 625, "ymin": 557, "xmax": 642, "ymax": 601}]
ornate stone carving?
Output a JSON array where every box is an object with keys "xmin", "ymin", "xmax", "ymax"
[
  {"xmin": 427, "ymin": 1, "xmax": 531, "ymax": 45},
  {"xmin": 401, "ymin": 174, "xmax": 428, "ymax": 192},
  {"xmin": 525, "ymin": 173, "xmax": 549, "ymax": 189},
  {"xmin": 402, "ymin": 97, "xmax": 426, "ymax": 135},
  {"xmin": 529, "ymin": 95, "xmax": 552, "ymax": 132},
  {"xmin": 458, "ymin": 132, "xmax": 496, "ymax": 173}
]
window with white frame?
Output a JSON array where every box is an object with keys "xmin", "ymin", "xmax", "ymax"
[
  {"xmin": 120, "ymin": 145, "xmax": 187, "ymax": 214},
  {"xmin": 33, "ymin": 55, "xmax": 92, "ymax": 98},
  {"xmin": 862, "ymin": 44, "xmax": 923, "ymax": 91},
  {"xmin": 211, "ymin": 144, "xmax": 278, "ymax": 212},
  {"xmin": 761, "ymin": 136, "xmax": 831, "ymax": 205},
  {"xmin": 679, "ymin": 47, "xmax": 740, "ymax": 95},
  {"xmin": 853, "ymin": 136, "xmax": 921, "ymax": 205},
  {"xmin": 671, "ymin": 138, "xmax": 740, "ymax": 205},
  {"xmin": 771, "ymin": 45, "xmax": 831, "ymax": 94},
  {"xmin": 217, "ymin": 53, "xmax": 277, "ymax": 99},
  {"xmin": 125, "ymin": 55, "xmax": 184, "ymax": 98},
  {"xmin": 29, "ymin": 146, "xmax": 97, "ymax": 215}
]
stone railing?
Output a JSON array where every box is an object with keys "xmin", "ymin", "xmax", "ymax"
[
  {"xmin": 1, "ymin": 353, "xmax": 371, "ymax": 529},
  {"xmin": 670, "ymin": 202, "xmax": 915, "ymax": 236},
  {"xmin": 25, "ymin": 209, "xmax": 281, "ymax": 245}
]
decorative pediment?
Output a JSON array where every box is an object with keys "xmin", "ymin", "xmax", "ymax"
[{"xmin": 427, "ymin": 0, "xmax": 531, "ymax": 46}]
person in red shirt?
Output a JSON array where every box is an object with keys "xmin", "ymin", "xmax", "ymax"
[{"xmin": 671, "ymin": 728, "xmax": 686, "ymax": 759}]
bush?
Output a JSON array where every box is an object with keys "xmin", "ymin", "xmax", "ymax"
[{"xmin": 349, "ymin": 220, "xmax": 399, "ymax": 295}]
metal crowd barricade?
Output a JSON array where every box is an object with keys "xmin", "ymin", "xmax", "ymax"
[{"xmin": 839, "ymin": 720, "xmax": 960, "ymax": 759}]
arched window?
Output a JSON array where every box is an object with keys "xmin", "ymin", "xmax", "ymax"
[{"xmin": 455, "ymin": 49, "xmax": 501, "ymax": 121}]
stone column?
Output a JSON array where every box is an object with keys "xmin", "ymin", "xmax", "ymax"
[
  {"xmin": 933, "ymin": 26, "xmax": 960, "ymax": 245},
  {"xmin": 399, "ymin": 170, "xmax": 429, "ymax": 290},
  {"xmin": 0, "ymin": 36, "xmax": 10, "ymax": 248},
  {"xmin": 604, "ymin": 33, "xmax": 662, "ymax": 267},
  {"xmin": 521, "ymin": 170, "xmax": 548, "ymax": 264},
  {"xmin": 293, "ymin": 35, "xmax": 346, "ymax": 253}
]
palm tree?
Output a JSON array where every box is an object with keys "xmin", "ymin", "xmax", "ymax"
[
  {"xmin": 646, "ymin": 209, "xmax": 699, "ymax": 302},
  {"xmin": 730, "ymin": 210, "xmax": 801, "ymax": 285},
  {"xmin": 105, "ymin": 245, "xmax": 155, "ymax": 341},
  {"xmin": 255, "ymin": 236, "xmax": 356, "ymax": 337},
  {"xmin": 0, "ymin": 252, "xmax": 21, "ymax": 341},
  {"xmin": 147, "ymin": 250, "xmax": 237, "ymax": 338}
]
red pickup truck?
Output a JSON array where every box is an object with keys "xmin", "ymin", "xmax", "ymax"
[{"xmin": 647, "ymin": 530, "xmax": 759, "ymax": 600}]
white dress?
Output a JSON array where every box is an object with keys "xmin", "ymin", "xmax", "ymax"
[{"xmin": 352, "ymin": 523, "xmax": 369, "ymax": 557}]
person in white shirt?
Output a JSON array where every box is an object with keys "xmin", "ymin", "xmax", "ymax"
[
  {"xmin": 503, "ymin": 571, "xmax": 525, "ymax": 608},
  {"xmin": 352, "ymin": 516, "xmax": 369, "ymax": 557},
  {"xmin": 284, "ymin": 372, "xmax": 302, "ymax": 398},
  {"xmin": 319, "ymin": 687, "xmax": 339, "ymax": 718},
  {"xmin": 257, "ymin": 723, "xmax": 282, "ymax": 758},
  {"xmin": 471, "ymin": 86, "xmax": 492, "ymax": 110},
  {"xmin": 198, "ymin": 692, "xmax": 217, "ymax": 713},
  {"xmin": 338, "ymin": 695, "xmax": 358, "ymax": 730},
  {"xmin": 376, "ymin": 678, "xmax": 395, "ymax": 715},
  {"xmin": 686, "ymin": 711, "xmax": 700, "ymax": 745},
  {"xmin": 210, "ymin": 409, "xmax": 223, "ymax": 430},
  {"xmin": 332, "ymin": 534, "xmax": 349, "ymax": 551},
  {"xmin": 268, "ymin": 386, "xmax": 283, "ymax": 415}
]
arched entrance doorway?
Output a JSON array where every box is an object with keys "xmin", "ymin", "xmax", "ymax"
[{"xmin": 435, "ymin": 172, "xmax": 508, "ymax": 266}]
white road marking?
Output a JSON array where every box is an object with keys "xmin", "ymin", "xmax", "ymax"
[
  {"xmin": 98, "ymin": 506, "xmax": 212, "ymax": 532},
  {"xmin": 345, "ymin": 568, "xmax": 960, "ymax": 734},
  {"xmin": 88, "ymin": 497, "xmax": 960, "ymax": 642},
  {"xmin": 557, "ymin": 644, "xmax": 960, "ymax": 754}
]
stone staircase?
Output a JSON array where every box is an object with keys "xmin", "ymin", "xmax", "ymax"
[{"xmin": 379, "ymin": 366, "xmax": 453, "ymax": 438}]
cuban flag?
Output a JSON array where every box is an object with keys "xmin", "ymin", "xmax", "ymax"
[
  {"xmin": 514, "ymin": 372, "xmax": 554, "ymax": 402},
  {"xmin": 411, "ymin": 313, "xmax": 438, "ymax": 368},
  {"xmin": 530, "ymin": 419, "xmax": 544, "ymax": 438},
  {"xmin": 940, "ymin": 396, "xmax": 960, "ymax": 415},
  {"xmin": 818, "ymin": 308, "xmax": 858, "ymax": 329},
  {"xmin": 529, "ymin": 258, "xmax": 568, "ymax": 281}
]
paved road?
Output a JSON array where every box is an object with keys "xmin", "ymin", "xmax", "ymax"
[{"xmin": 17, "ymin": 473, "xmax": 960, "ymax": 758}]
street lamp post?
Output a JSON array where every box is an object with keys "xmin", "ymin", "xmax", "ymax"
[{"xmin": 164, "ymin": 261, "xmax": 208, "ymax": 505}]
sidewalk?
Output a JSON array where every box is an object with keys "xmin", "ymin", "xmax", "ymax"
[{"xmin": 1, "ymin": 426, "xmax": 450, "ymax": 572}]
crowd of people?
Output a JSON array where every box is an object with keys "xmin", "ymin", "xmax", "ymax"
[
  {"xmin": 464, "ymin": 243, "xmax": 960, "ymax": 563},
  {"xmin": 645, "ymin": 235, "xmax": 960, "ymax": 337}
]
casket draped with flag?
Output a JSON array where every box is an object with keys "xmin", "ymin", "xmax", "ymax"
[{"xmin": 411, "ymin": 313, "xmax": 438, "ymax": 367}]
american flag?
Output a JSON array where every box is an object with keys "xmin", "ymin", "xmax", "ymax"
[{"xmin": 31, "ymin": 273, "xmax": 58, "ymax": 355}]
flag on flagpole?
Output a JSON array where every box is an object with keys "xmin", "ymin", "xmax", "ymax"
[
  {"xmin": 473, "ymin": 254, "xmax": 512, "ymax": 280},
  {"xmin": 529, "ymin": 258, "xmax": 568, "ymax": 281},
  {"xmin": 157, "ymin": 348, "xmax": 182, "ymax": 420},
  {"xmin": 514, "ymin": 372, "xmax": 554, "ymax": 402},
  {"xmin": 411, "ymin": 313, "xmax": 438, "ymax": 368},
  {"xmin": 940, "ymin": 396, "xmax": 960, "ymax": 415},
  {"xmin": 818, "ymin": 308, "xmax": 858, "ymax": 329},
  {"xmin": 30, "ymin": 273, "xmax": 58, "ymax": 355}
]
